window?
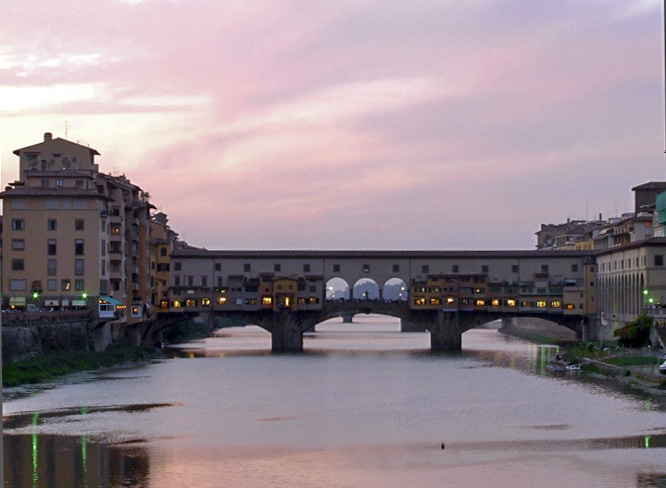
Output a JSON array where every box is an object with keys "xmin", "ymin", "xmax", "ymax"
[
  {"xmin": 47, "ymin": 259, "xmax": 57, "ymax": 276},
  {"xmin": 541, "ymin": 265, "xmax": 549, "ymax": 274},
  {"xmin": 101, "ymin": 240, "xmax": 106, "ymax": 256},
  {"xmin": 11, "ymin": 239, "xmax": 24, "ymax": 250},
  {"xmin": 47, "ymin": 279, "xmax": 57, "ymax": 291},
  {"xmin": 422, "ymin": 265, "xmax": 429, "ymax": 274},
  {"xmin": 188, "ymin": 276, "xmax": 194, "ymax": 286},
  {"xmin": 75, "ymin": 259, "xmax": 84, "ymax": 275},
  {"xmin": 304, "ymin": 264, "xmax": 311, "ymax": 273},
  {"xmin": 333, "ymin": 264, "xmax": 340, "ymax": 273},
  {"xmin": 9, "ymin": 279, "xmax": 26, "ymax": 291},
  {"xmin": 174, "ymin": 262, "xmax": 182, "ymax": 271},
  {"xmin": 75, "ymin": 279, "xmax": 84, "ymax": 291},
  {"xmin": 481, "ymin": 265, "xmax": 489, "ymax": 273},
  {"xmin": 536, "ymin": 300, "xmax": 547, "ymax": 308},
  {"xmin": 12, "ymin": 219, "xmax": 25, "ymax": 231},
  {"xmin": 75, "ymin": 239, "xmax": 84, "ymax": 255},
  {"xmin": 572, "ymin": 264, "xmax": 578, "ymax": 273},
  {"xmin": 452, "ymin": 265, "xmax": 459, "ymax": 273},
  {"xmin": 214, "ymin": 263, "xmax": 221, "ymax": 271},
  {"xmin": 61, "ymin": 279, "xmax": 71, "ymax": 291},
  {"xmin": 55, "ymin": 179, "xmax": 63, "ymax": 187},
  {"xmin": 655, "ymin": 255, "xmax": 664, "ymax": 266},
  {"xmin": 274, "ymin": 264, "xmax": 281, "ymax": 272},
  {"xmin": 75, "ymin": 179, "xmax": 83, "ymax": 187},
  {"xmin": 393, "ymin": 264, "xmax": 400, "ymax": 273},
  {"xmin": 174, "ymin": 276, "xmax": 181, "ymax": 286},
  {"xmin": 48, "ymin": 239, "xmax": 57, "ymax": 255},
  {"xmin": 363, "ymin": 264, "xmax": 370, "ymax": 273},
  {"xmin": 48, "ymin": 219, "xmax": 57, "ymax": 231},
  {"xmin": 160, "ymin": 247, "xmax": 168, "ymax": 257},
  {"xmin": 75, "ymin": 219, "xmax": 84, "ymax": 230},
  {"xmin": 244, "ymin": 263, "xmax": 251, "ymax": 272},
  {"xmin": 41, "ymin": 179, "xmax": 50, "ymax": 188},
  {"xmin": 201, "ymin": 276, "xmax": 208, "ymax": 287},
  {"xmin": 11, "ymin": 259, "xmax": 24, "ymax": 271},
  {"xmin": 550, "ymin": 301, "xmax": 561, "ymax": 308},
  {"xmin": 511, "ymin": 265, "xmax": 519, "ymax": 273}
]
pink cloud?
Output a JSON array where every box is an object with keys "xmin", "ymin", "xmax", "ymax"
[{"xmin": 1, "ymin": 0, "xmax": 662, "ymax": 250}]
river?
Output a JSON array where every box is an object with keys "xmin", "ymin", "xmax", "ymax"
[{"xmin": 3, "ymin": 315, "xmax": 666, "ymax": 487}]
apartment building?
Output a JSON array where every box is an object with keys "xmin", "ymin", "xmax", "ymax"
[{"xmin": 0, "ymin": 133, "xmax": 156, "ymax": 324}]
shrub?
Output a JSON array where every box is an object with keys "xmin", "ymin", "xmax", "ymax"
[{"xmin": 613, "ymin": 315, "xmax": 652, "ymax": 348}]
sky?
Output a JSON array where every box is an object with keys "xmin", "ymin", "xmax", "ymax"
[{"xmin": 0, "ymin": 0, "xmax": 664, "ymax": 251}]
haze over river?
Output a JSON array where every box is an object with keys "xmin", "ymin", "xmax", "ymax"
[{"xmin": 4, "ymin": 315, "xmax": 666, "ymax": 487}]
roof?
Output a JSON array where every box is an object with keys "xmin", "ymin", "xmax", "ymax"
[
  {"xmin": 22, "ymin": 169, "xmax": 95, "ymax": 179},
  {"xmin": 171, "ymin": 248, "xmax": 594, "ymax": 259},
  {"xmin": 631, "ymin": 182, "xmax": 666, "ymax": 191},
  {"xmin": 594, "ymin": 237, "xmax": 666, "ymax": 256},
  {"xmin": 0, "ymin": 186, "xmax": 111, "ymax": 200},
  {"xmin": 13, "ymin": 137, "xmax": 100, "ymax": 156}
]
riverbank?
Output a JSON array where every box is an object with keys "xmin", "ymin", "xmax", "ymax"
[
  {"xmin": 499, "ymin": 325, "xmax": 666, "ymax": 396},
  {"xmin": 2, "ymin": 344, "xmax": 165, "ymax": 387}
]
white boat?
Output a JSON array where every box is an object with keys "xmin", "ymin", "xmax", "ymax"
[{"xmin": 659, "ymin": 360, "xmax": 666, "ymax": 375}]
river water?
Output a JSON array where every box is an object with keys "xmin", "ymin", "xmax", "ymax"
[{"xmin": 3, "ymin": 315, "xmax": 666, "ymax": 487}]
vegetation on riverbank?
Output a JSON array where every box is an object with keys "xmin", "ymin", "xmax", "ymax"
[{"xmin": 2, "ymin": 345, "xmax": 164, "ymax": 387}]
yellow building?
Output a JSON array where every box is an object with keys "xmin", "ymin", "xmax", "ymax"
[{"xmin": 1, "ymin": 133, "xmax": 156, "ymax": 326}]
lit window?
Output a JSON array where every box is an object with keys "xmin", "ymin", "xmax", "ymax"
[
  {"xmin": 262, "ymin": 296, "xmax": 273, "ymax": 305},
  {"xmin": 414, "ymin": 298, "xmax": 426, "ymax": 305},
  {"xmin": 491, "ymin": 299, "xmax": 500, "ymax": 306},
  {"xmin": 217, "ymin": 297, "xmax": 227, "ymax": 305},
  {"xmin": 550, "ymin": 301, "xmax": 561, "ymax": 308},
  {"xmin": 446, "ymin": 297, "xmax": 455, "ymax": 304},
  {"xmin": 185, "ymin": 299, "xmax": 197, "ymax": 307},
  {"xmin": 201, "ymin": 298, "xmax": 211, "ymax": 306},
  {"xmin": 476, "ymin": 299, "xmax": 485, "ymax": 306},
  {"xmin": 173, "ymin": 300, "xmax": 182, "ymax": 308},
  {"xmin": 536, "ymin": 301, "xmax": 547, "ymax": 308},
  {"xmin": 565, "ymin": 304, "xmax": 575, "ymax": 310},
  {"xmin": 506, "ymin": 299, "xmax": 516, "ymax": 307},
  {"xmin": 429, "ymin": 298, "xmax": 440, "ymax": 305}
]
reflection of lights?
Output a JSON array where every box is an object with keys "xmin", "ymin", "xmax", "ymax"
[{"xmin": 645, "ymin": 435, "xmax": 652, "ymax": 448}]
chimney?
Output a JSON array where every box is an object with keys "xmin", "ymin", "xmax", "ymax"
[{"xmin": 44, "ymin": 132, "xmax": 52, "ymax": 141}]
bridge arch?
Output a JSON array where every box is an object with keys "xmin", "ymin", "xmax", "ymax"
[
  {"xmin": 326, "ymin": 277, "xmax": 350, "ymax": 301},
  {"xmin": 382, "ymin": 277, "xmax": 409, "ymax": 302},
  {"xmin": 353, "ymin": 278, "xmax": 380, "ymax": 300}
]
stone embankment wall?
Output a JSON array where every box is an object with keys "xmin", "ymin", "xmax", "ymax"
[{"xmin": 2, "ymin": 319, "xmax": 92, "ymax": 365}]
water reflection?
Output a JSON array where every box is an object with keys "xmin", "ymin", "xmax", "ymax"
[
  {"xmin": 5, "ymin": 319, "xmax": 666, "ymax": 488},
  {"xmin": 4, "ymin": 434, "xmax": 149, "ymax": 488}
]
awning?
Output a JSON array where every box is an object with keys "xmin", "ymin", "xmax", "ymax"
[
  {"xmin": 45, "ymin": 300, "xmax": 59, "ymax": 307},
  {"xmin": 9, "ymin": 297, "xmax": 26, "ymax": 306},
  {"xmin": 99, "ymin": 295, "xmax": 123, "ymax": 306},
  {"xmin": 72, "ymin": 300, "xmax": 87, "ymax": 307}
]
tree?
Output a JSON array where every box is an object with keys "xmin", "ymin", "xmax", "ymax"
[{"xmin": 613, "ymin": 314, "xmax": 652, "ymax": 348}]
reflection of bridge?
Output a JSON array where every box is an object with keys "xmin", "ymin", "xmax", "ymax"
[{"xmin": 148, "ymin": 249, "xmax": 594, "ymax": 351}]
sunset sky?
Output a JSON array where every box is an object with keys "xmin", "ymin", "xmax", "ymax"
[{"xmin": 1, "ymin": 0, "xmax": 663, "ymax": 250}]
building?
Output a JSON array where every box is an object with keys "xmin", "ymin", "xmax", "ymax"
[{"xmin": 0, "ymin": 132, "xmax": 157, "ymax": 326}]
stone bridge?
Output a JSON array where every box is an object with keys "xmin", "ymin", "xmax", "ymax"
[{"xmin": 146, "ymin": 300, "xmax": 585, "ymax": 352}]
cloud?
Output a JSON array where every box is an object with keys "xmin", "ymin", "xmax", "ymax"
[{"xmin": 1, "ymin": 0, "xmax": 661, "ymax": 250}]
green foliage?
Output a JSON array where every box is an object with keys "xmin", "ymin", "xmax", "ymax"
[
  {"xmin": 3, "ymin": 345, "xmax": 160, "ymax": 387},
  {"xmin": 613, "ymin": 315, "xmax": 653, "ymax": 348}
]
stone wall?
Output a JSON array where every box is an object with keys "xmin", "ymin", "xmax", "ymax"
[{"xmin": 2, "ymin": 320, "xmax": 92, "ymax": 365}]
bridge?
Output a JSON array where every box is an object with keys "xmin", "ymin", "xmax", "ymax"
[{"xmin": 145, "ymin": 249, "xmax": 596, "ymax": 351}]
